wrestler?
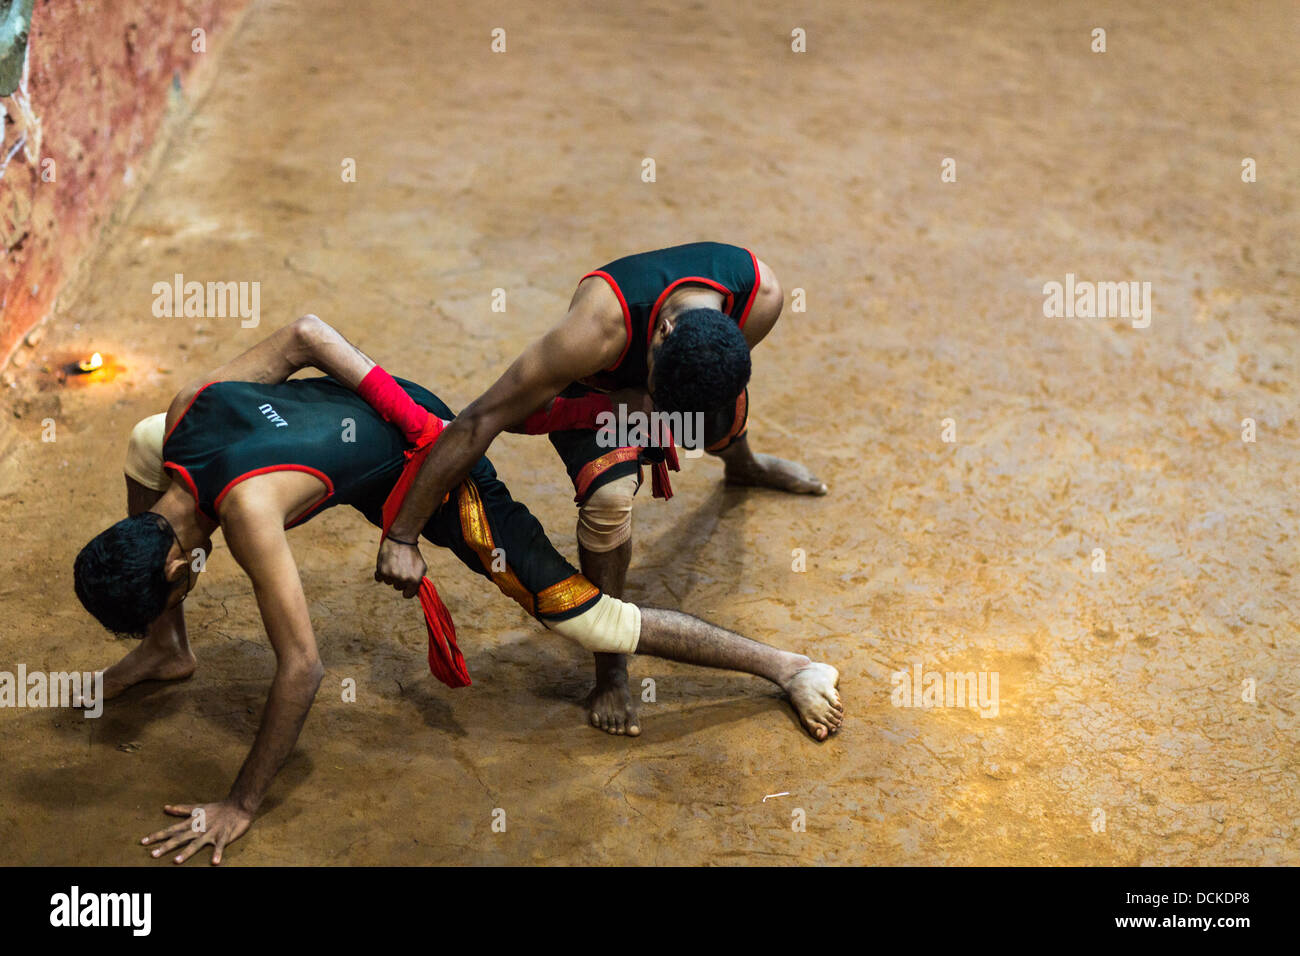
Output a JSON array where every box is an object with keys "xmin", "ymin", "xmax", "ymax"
[
  {"xmin": 376, "ymin": 242, "xmax": 828, "ymax": 736},
  {"xmin": 73, "ymin": 316, "xmax": 842, "ymax": 864}
]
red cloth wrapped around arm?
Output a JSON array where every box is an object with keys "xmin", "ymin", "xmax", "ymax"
[
  {"xmin": 378, "ymin": 413, "xmax": 471, "ymax": 688},
  {"xmin": 521, "ymin": 394, "xmax": 614, "ymax": 434},
  {"xmin": 357, "ymin": 365, "xmax": 430, "ymax": 444}
]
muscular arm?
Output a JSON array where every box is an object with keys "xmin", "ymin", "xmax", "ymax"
[
  {"xmin": 711, "ymin": 260, "xmax": 827, "ymax": 493},
  {"xmin": 383, "ymin": 285, "xmax": 624, "ymax": 544},
  {"xmin": 220, "ymin": 498, "xmax": 325, "ymax": 815},
  {"xmin": 164, "ymin": 314, "xmax": 378, "ymax": 434},
  {"xmin": 139, "ymin": 486, "xmax": 326, "ymax": 864}
]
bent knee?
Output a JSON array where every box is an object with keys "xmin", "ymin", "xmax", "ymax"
[
  {"xmin": 576, "ymin": 473, "xmax": 638, "ymax": 553},
  {"xmin": 546, "ymin": 593, "xmax": 641, "ymax": 654}
]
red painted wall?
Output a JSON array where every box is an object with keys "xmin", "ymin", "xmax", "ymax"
[{"xmin": 0, "ymin": 0, "xmax": 250, "ymax": 368}]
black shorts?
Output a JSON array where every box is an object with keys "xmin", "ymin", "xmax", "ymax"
[
  {"xmin": 358, "ymin": 455, "xmax": 601, "ymax": 624},
  {"xmin": 548, "ymin": 386, "xmax": 750, "ymax": 503}
]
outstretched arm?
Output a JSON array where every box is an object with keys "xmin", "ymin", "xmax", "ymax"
[
  {"xmin": 715, "ymin": 259, "xmax": 828, "ymax": 495},
  {"xmin": 375, "ymin": 285, "xmax": 625, "ymax": 596},
  {"xmin": 140, "ymin": 497, "xmax": 324, "ymax": 864}
]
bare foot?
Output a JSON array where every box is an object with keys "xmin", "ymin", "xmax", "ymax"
[
  {"xmin": 783, "ymin": 662, "xmax": 843, "ymax": 741},
  {"xmin": 100, "ymin": 641, "xmax": 197, "ymax": 700},
  {"xmin": 725, "ymin": 453, "xmax": 828, "ymax": 496},
  {"xmin": 586, "ymin": 670, "xmax": 640, "ymax": 737}
]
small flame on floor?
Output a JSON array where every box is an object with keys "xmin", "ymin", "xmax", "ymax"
[{"xmin": 77, "ymin": 352, "xmax": 103, "ymax": 373}]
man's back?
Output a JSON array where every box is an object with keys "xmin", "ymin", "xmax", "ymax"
[{"xmin": 163, "ymin": 376, "xmax": 457, "ymax": 527}]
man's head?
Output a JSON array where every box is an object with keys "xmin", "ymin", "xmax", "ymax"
[
  {"xmin": 74, "ymin": 512, "xmax": 197, "ymax": 636},
  {"xmin": 647, "ymin": 308, "xmax": 751, "ymax": 415}
]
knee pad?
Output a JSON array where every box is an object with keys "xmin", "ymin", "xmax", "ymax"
[
  {"xmin": 124, "ymin": 413, "xmax": 169, "ymax": 491},
  {"xmin": 576, "ymin": 473, "xmax": 638, "ymax": 553},
  {"xmin": 545, "ymin": 593, "xmax": 641, "ymax": 654}
]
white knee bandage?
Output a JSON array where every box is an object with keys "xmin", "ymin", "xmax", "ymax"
[
  {"xmin": 545, "ymin": 593, "xmax": 641, "ymax": 654},
  {"xmin": 125, "ymin": 413, "xmax": 169, "ymax": 491},
  {"xmin": 576, "ymin": 473, "xmax": 638, "ymax": 553}
]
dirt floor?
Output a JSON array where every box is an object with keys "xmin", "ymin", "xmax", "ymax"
[{"xmin": 1, "ymin": 0, "xmax": 1297, "ymax": 865}]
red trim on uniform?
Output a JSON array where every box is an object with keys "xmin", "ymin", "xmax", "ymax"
[
  {"xmin": 163, "ymin": 381, "xmax": 217, "ymax": 446},
  {"xmin": 161, "ymin": 462, "xmax": 210, "ymax": 520},
  {"xmin": 582, "ymin": 270, "xmax": 633, "ymax": 371},
  {"xmin": 647, "ymin": 277, "xmax": 735, "ymax": 348},
  {"xmin": 212, "ymin": 465, "xmax": 335, "ymax": 529},
  {"xmin": 738, "ymin": 248, "xmax": 761, "ymax": 328}
]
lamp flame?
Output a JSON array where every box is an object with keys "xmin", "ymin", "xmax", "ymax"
[{"xmin": 78, "ymin": 352, "xmax": 103, "ymax": 373}]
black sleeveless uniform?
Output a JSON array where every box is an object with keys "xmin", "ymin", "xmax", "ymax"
[
  {"xmin": 551, "ymin": 242, "xmax": 757, "ymax": 501},
  {"xmin": 578, "ymin": 241, "xmax": 759, "ymax": 392},
  {"xmin": 163, "ymin": 376, "xmax": 599, "ymax": 623}
]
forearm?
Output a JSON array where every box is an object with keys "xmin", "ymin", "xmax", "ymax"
[
  {"xmin": 227, "ymin": 659, "xmax": 324, "ymax": 814},
  {"xmin": 380, "ymin": 316, "xmax": 607, "ymax": 542},
  {"xmin": 386, "ymin": 412, "xmax": 491, "ymax": 539}
]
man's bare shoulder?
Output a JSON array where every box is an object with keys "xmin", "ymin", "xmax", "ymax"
[
  {"xmin": 571, "ymin": 273, "xmax": 627, "ymax": 323},
  {"xmin": 163, "ymin": 381, "xmax": 207, "ymax": 437},
  {"xmin": 218, "ymin": 472, "xmax": 325, "ymax": 539},
  {"xmin": 549, "ymin": 274, "xmax": 630, "ymax": 371},
  {"xmin": 743, "ymin": 256, "xmax": 784, "ymax": 347}
]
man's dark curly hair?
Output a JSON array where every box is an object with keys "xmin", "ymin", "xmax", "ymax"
[
  {"xmin": 74, "ymin": 513, "xmax": 177, "ymax": 636},
  {"xmin": 651, "ymin": 308, "xmax": 751, "ymax": 415}
]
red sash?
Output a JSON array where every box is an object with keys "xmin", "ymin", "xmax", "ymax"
[{"xmin": 379, "ymin": 416, "xmax": 471, "ymax": 688}]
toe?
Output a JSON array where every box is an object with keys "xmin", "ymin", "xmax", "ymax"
[{"xmin": 627, "ymin": 722, "xmax": 641, "ymax": 737}]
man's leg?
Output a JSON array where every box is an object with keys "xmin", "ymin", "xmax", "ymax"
[
  {"xmin": 576, "ymin": 474, "xmax": 639, "ymax": 735},
  {"xmin": 580, "ymin": 539, "xmax": 636, "ymax": 735},
  {"xmin": 549, "ymin": 417, "xmax": 643, "ymax": 736},
  {"xmin": 100, "ymin": 606, "xmax": 195, "ymax": 700},
  {"xmin": 636, "ymin": 607, "xmax": 843, "ymax": 740}
]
